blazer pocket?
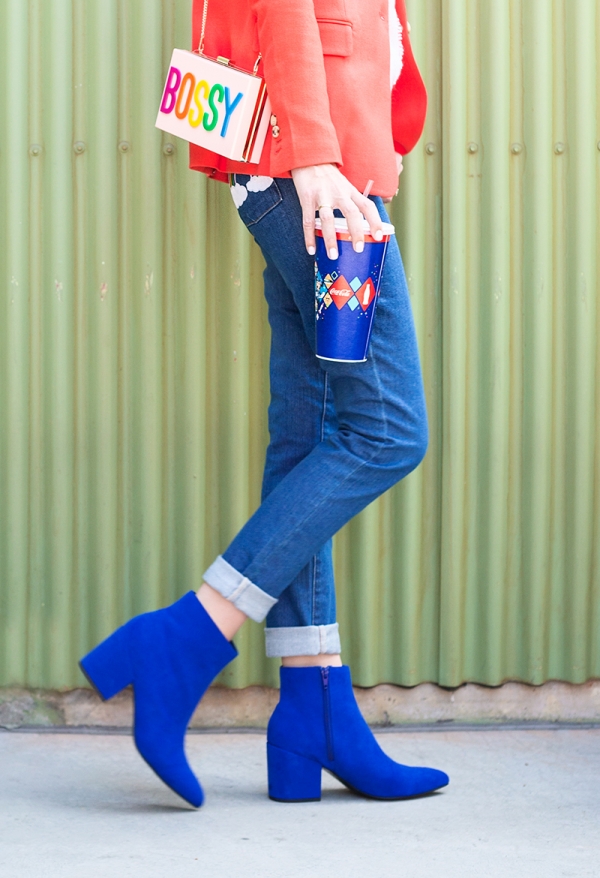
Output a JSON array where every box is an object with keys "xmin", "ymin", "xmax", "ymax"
[{"xmin": 317, "ymin": 19, "xmax": 354, "ymax": 56}]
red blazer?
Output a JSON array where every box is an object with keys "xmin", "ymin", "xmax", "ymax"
[{"xmin": 189, "ymin": 0, "xmax": 427, "ymax": 198}]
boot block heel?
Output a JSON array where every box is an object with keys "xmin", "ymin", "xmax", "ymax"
[
  {"xmin": 79, "ymin": 624, "xmax": 133, "ymax": 701},
  {"xmin": 267, "ymin": 743, "xmax": 322, "ymax": 802}
]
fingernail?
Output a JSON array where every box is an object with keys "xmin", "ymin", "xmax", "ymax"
[
  {"xmin": 329, "ymin": 248, "xmax": 338, "ymax": 260},
  {"xmin": 308, "ymin": 246, "xmax": 316, "ymax": 255},
  {"xmin": 374, "ymin": 230, "xmax": 383, "ymax": 241},
  {"xmin": 354, "ymin": 241, "xmax": 364, "ymax": 253}
]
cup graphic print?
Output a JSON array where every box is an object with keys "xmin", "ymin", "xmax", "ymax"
[{"xmin": 314, "ymin": 218, "xmax": 394, "ymax": 362}]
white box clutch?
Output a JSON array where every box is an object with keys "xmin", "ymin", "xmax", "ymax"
[{"xmin": 156, "ymin": 48, "xmax": 271, "ymax": 163}]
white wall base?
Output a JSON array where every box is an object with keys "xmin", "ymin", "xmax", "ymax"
[{"xmin": 1, "ymin": 680, "xmax": 600, "ymax": 731}]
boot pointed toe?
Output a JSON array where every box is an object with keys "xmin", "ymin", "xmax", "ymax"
[
  {"xmin": 425, "ymin": 767, "xmax": 450, "ymax": 792},
  {"xmin": 134, "ymin": 742, "xmax": 205, "ymax": 808},
  {"xmin": 404, "ymin": 766, "xmax": 450, "ymax": 798}
]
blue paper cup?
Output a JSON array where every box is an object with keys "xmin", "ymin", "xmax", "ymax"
[{"xmin": 314, "ymin": 217, "xmax": 394, "ymax": 362}]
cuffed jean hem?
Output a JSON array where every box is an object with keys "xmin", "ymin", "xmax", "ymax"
[
  {"xmin": 203, "ymin": 555, "xmax": 277, "ymax": 623},
  {"xmin": 264, "ymin": 623, "xmax": 341, "ymax": 658}
]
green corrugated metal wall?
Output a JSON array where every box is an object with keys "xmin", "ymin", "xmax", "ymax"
[{"xmin": 1, "ymin": 0, "xmax": 599, "ymax": 690}]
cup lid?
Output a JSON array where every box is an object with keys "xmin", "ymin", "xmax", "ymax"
[{"xmin": 314, "ymin": 217, "xmax": 395, "ymax": 236}]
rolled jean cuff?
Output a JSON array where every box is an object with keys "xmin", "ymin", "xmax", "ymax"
[
  {"xmin": 264, "ymin": 623, "xmax": 341, "ymax": 658},
  {"xmin": 203, "ymin": 555, "xmax": 277, "ymax": 623}
]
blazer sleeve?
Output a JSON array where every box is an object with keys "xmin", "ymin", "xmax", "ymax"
[
  {"xmin": 391, "ymin": 0, "xmax": 428, "ymax": 155},
  {"xmin": 250, "ymin": 0, "xmax": 343, "ymax": 175}
]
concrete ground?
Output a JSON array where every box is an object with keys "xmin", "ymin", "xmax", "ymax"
[{"xmin": 0, "ymin": 728, "xmax": 598, "ymax": 878}]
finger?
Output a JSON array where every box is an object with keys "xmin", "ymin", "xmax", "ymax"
[
  {"xmin": 318, "ymin": 205, "xmax": 338, "ymax": 260},
  {"xmin": 355, "ymin": 194, "xmax": 384, "ymax": 241},
  {"xmin": 340, "ymin": 200, "xmax": 365, "ymax": 253},
  {"xmin": 301, "ymin": 200, "xmax": 317, "ymax": 255}
]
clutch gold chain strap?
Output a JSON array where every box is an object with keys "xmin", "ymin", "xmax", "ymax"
[{"xmin": 198, "ymin": 0, "xmax": 262, "ymax": 74}]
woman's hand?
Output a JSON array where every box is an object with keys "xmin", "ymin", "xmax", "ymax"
[
  {"xmin": 382, "ymin": 153, "xmax": 404, "ymax": 204},
  {"xmin": 291, "ymin": 163, "xmax": 384, "ymax": 258}
]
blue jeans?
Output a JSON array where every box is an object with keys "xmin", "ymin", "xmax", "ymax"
[{"xmin": 204, "ymin": 175, "xmax": 428, "ymax": 657}]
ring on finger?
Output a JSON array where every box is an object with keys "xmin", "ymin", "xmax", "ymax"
[{"xmin": 317, "ymin": 204, "xmax": 333, "ymax": 212}]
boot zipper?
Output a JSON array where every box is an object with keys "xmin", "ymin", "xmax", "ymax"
[{"xmin": 321, "ymin": 667, "xmax": 334, "ymax": 762}]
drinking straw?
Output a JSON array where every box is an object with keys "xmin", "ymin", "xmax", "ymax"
[{"xmin": 362, "ymin": 179, "xmax": 374, "ymax": 198}]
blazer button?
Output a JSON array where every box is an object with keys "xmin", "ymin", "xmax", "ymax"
[
  {"xmin": 270, "ymin": 114, "xmax": 277, "ymax": 126},
  {"xmin": 272, "ymin": 125, "xmax": 280, "ymax": 138}
]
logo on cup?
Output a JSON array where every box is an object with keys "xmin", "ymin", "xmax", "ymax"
[
  {"xmin": 329, "ymin": 276, "xmax": 354, "ymax": 310},
  {"xmin": 357, "ymin": 278, "xmax": 376, "ymax": 311}
]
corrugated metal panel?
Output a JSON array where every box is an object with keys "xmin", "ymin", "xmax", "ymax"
[{"xmin": 0, "ymin": 0, "xmax": 598, "ymax": 690}]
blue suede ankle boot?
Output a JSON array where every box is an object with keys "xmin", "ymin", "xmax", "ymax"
[
  {"xmin": 79, "ymin": 591, "xmax": 237, "ymax": 807},
  {"xmin": 267, "ymin": 665, "xmax": 449, "ymax": 802}
]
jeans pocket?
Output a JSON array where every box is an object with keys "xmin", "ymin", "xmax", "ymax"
[{"xmin": 232, "ymin": 175, "xmax": 283, "ymax": 228}]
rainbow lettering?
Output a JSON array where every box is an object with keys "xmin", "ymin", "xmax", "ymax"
[
  {"xmin": 159, "ymin": 66, "xmax": 244, "ymax": 138},
  {"xmin": 156, "ymin": 48, "xmax": 272, "ymax": 162}
]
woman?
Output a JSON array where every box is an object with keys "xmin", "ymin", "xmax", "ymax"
[{"xmin": 80, "ymin": 0, "xmax": 449, "ymax": 807}]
